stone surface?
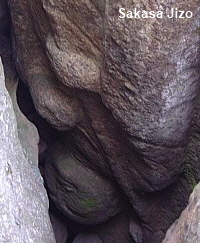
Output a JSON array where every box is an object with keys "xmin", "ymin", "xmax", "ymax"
[
  {"xmin": 27, "ymin": 74, "xmax": 81, "ymax": 131},
  {"xmin": 93, "ymin": 212, "xmax": 133, "ymax": 243},
  {"xmin": 50, "ymin": 212, "xmax": 68, "ymax": 243},
  {"xmin": 7, "ymin": 1, "xmax": 200, "ymax": 242},
  {"xmin": 130, "ymin": 218, "xmax": 143, "ymax": 243},
  {"xmin": 163, "ymin": 182, "xmax": 200, "ymax": 243},
  {"xmin": 0, "ymin": 58, "xmax": 55, "ymax": 243},
  {"xmin": 45, "ymin": 140, "xmax": 122, "ymax": 225}
]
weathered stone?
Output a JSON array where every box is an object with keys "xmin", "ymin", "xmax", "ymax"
[
  {"xmin": 45, "ymin": 140, "xmax": 122, "ymax": 225},
  {"xmin": 0, "ymin": 58, "xmax": 55, "ymax": 243},
  {"xmin": 7, "ymin": 0, "xmax": 200, "ymax": 242},
  {"xmin": 27, "ymin": 74, "xmax": 81, "ymax": 131},
  {"xmin": 163, "ymin": 182, "xmax": 200, "ymax": 243}
]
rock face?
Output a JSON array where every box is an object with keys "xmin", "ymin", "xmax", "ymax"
[
  {"xmin": 45, "ymin": 140, "xmax": 122, "ymax": 224},
  {"xmin": 0, "ymin": 58, "xmax": 55, "ymax": 243},
  {"xmin": 163, "ymin": 182, "xmax": 200, "ymax": 243},
  {"xmin": 49, "ymin": 212, "xmax": 68, "ymax": 243},
  {"xmin": 7, "ymin": 0, "xmax": 200, "ymax": 242}
]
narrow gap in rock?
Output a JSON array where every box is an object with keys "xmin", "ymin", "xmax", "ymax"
[{"xmin": 16, "ymin": 80, "xmax": 70, "ymax": 243}]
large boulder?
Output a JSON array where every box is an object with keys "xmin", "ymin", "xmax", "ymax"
[
  {"xmin": 8, "ymin": 0, "xmax": 200, "ymax": 242},
  {"xmin": 0, "ymin": 58, "xmax": 55, "ymax": 243},
  {"xmin": 45, "ymin": 140, "xmax": 122, "ymax": 225},
  {"xmin": 163, "ymin": 182, "xmax": 200, "ymax": 243}
]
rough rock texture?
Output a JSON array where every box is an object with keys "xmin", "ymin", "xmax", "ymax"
[
  {"xmin": 163, "ymin": 182, "xmax": 200, "ymax": 243},
  {"xmin": 45, "ymin": 140, "xmax": 122, "ymax": 224},
  {"xmin": 0, "ymin": 58, "xmax": 55, "ymax": 243},
  {"xmin": 0, "ymin": 5, "xmax": 56, "ymax": 241},
  {"xmin": 7, "ymin": 0, "xmax": 200, "ymax": 242}
]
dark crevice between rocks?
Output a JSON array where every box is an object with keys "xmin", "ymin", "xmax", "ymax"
[
  {"xmin": 17, "ymin": 80, "xmax": 70, "ymax": 242},
  {"xmin": 16, "ymin": 78, "xmax": 140, "ymax": 243},
  {"xmin": 17, "ymin": 82, "xmax": 69, "ymax": 241},
  {"xmin": 1, "ymin": 1, "xmax": 163, "ymax": 242},
  {"xmin": 0, "ymin": 2, "xmax": 69, "ymax": 242},
  {"xmin": 16, "ymin": 80, "xmax": 134, "ymax": 243},
  {"xmin": 6, "ymin": 0, "xmax": 142, "ymax": 240},
  {"xmin": 0, "ymin": 0, "xmax": 9, "ymax": 36}
]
